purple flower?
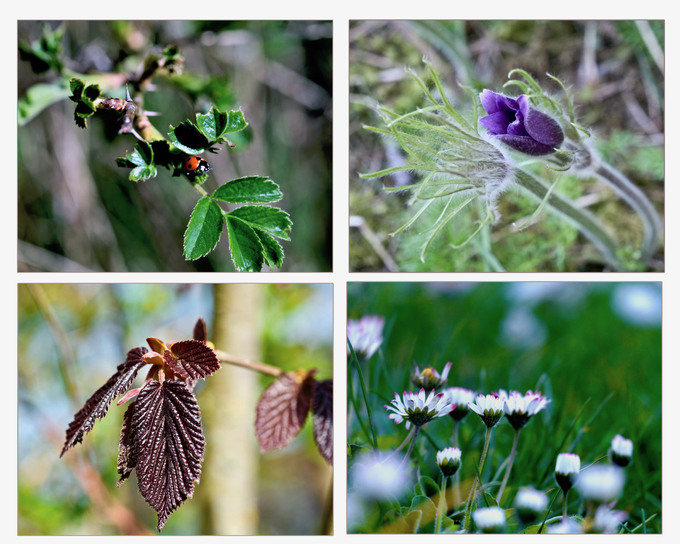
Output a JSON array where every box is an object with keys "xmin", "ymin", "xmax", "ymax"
[{"xmin": 479, "ymin": 90, "xmax": 564, "ymax": 156}]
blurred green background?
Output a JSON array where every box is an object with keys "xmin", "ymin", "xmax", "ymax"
[
  {"xmin": 18, "ymin": 283, "xmax": 332, "ymax": 534},
  {"xmin": 347, "ymin": 282, "xmax": 661, "ymax": 531},
  {"xmin": 350, "ymin": 21, "xmax": 664, "ymax": 271},
  {"xmin": 18, "ymin": 21, "xmax": 332, "ymax": 272}
]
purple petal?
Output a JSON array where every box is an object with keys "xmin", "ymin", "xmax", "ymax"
[
  {"xmin": 479, "ymin": 111, "xmax": 515, "ymax": 134},
  {"xmin": 495, "ymin": 134, "xmax": 557, "ymax": 156},
  {"xmin": 480, "ymin": 89, "xmax": 501, "ymax": 114},
  {"xmin": 517, "ymin": 95, "xmax": 564, "ymax": 147}
]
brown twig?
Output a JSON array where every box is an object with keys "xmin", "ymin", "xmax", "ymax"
[{"xmin": 213, "ymin": 349, "xmax": 282, "ymax": 377}]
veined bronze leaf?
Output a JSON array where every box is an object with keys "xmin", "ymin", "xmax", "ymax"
[
  {"xmin": 312, "ymin": 379, "xmax": 333, "ymax": 465},
  {"xmin": 255, "ymin": 370, "xmax": 316, "ymax": 453},
  {"xmin": 61, "ymin": 346, "xmax": 148, "ymax": 457},
  {"xmin": 133, "ymin": 380, "xmax": 205, "ymax": 531},
  {"xmin": 193, "ymin": 317, "xmax": 207, "ymax": 342},
  {"xmin": 117, "ymin": 400, "xmax": 137, "ymax": 486},
  {"xmin": 164, "ymin": 339, "xmax": 220, "ymax": 380}
]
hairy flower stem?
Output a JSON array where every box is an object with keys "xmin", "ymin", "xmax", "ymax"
[
  {"xmin": 436, "ymin": 474, "xmax": 448, "ymax": 534},
  {"xmin": 594, "ymin": 162, "xmax": 662, "ymax": 259},
  {"xmin": 496, "ymin": 428, "xmax": 520, "ymax": 505},
  {"xmin": 562, "ymin": 489, "xmax": 569, "ymax": 519},
  {"xmin": 463, "ymin": 426, "xmax": 493, "ymax": 532},
  {"xmin": 514, "ymin": 169, "xmax": 621, "ymax": 269},
  {"xmin": 453, "ymin": 421, "xmax": 461, "ymax": 506},
  {"xmin": 400, "ymin": 425, "xmax": 422, "ymax": 468}
]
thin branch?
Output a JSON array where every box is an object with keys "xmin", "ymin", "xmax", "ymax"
[{"xmin": 213, "ymin": 349, "xmax": 282, "ymax": 377}]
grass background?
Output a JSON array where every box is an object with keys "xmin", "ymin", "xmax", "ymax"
[{"xmin": 347, "ymin": 282, "xmax": 661, "ymax": 532}]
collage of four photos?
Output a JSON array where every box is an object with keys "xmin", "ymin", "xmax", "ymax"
[{"xmin": 16, "ymin": 19, "xmax": 664, "ymax": 535}]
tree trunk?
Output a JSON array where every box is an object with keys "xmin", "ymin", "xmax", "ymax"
[{"xmin": 200, "ymin": 284, "xmax": 264, "ymax": 534}]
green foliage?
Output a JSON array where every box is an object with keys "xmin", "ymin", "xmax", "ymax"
[
  {"xmin": 116, "ymin": 140, "xmax": 157, "ymax": 181},
  {"xmin": 18, "ymin": 24, "xmax": 65, "ymax": 74},
  {"xmin": 18, "ymin": 80, "xmax": 72, "ymax": 126}
]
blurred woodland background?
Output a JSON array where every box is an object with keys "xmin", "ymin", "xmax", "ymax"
[
  {"xmin": 18, "ymin": 283, "xmax": 333, "ymax": 534},
  {"xmin": 350, "ymin": 21, "xmax": 664, "ymax": 272},
  {"xmin": 18, "ymin": 21, "xmax": 332, "ymax": 272},
  {"xmin": 347, "ymin": 282, "xmax": 661, "ymax": 532}
]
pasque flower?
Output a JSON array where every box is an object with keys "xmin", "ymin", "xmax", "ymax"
[
  {"xmin": 609, "ymin": 434, "xmax": 633, "ymax": 467},
  {"xmin": 384, "ymin": 388, "xmax": 454, "ymax": 428},
  {"xmin": 480, "ymin": 90, "xmax": 564, "ymax": 156},
  {"xmin": 347, "ymin": 315, "xmax": 385, "ymax": 360},
  {"xmin": 410, "ymin": 361, "xmax": 452, "ymax": 390}
]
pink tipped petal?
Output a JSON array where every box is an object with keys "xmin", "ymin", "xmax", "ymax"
[{"xmin": 441, "ymin": 362, "xmax": 452, "ymax": 381}]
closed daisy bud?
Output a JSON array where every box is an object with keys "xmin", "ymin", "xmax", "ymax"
[
  {"xmin": 473, "ymin": 506, "xmax": 507, "ymax": 533},
  {"xmin": 436, "ymin": 447, "xmax": 462, "ymax": 477},
  {"xmin": 514, "ymin": 487, "xmax": 548, "ymax": 524},
  {"xmin": 468, "ymin": 394, "xmax": 504, "ymax": 428},
  {"xmin": 410, "ymin": 361, "xmax": 452, "ymax": 390},
  {"xmin": 609, "ymin": 434, "xmax": 633, "ymax": 467},
  {"xmin": 576, "ymin": 465, "xmax": 626, "ymax": 503},
  {"xmin": 555, "ymin": 452, "xmax": 580, "ymax": 493},
  {"xmin": 589, "ymin": 503, "xmax": 628, "ymax": 534},
  {"xmin": 547, "ymin": 518, "xmax": 583, "ymax": 534}
]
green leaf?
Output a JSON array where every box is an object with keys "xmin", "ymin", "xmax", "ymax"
[
  {"xmin": 118, "ymin": 140, "xmax": 157, "ymax": 181},
  {"xmin": 69, "ymin": 78, "xmax": 85, "ymax": 101},
  {"xmin": 224, "ymin": 109, "xmax": 248, "ymax": 134},
  {"xmin": 212, "ymin": 176, "xmax": 283, "ymax": 204},
  {"xmin": 419, "ymin": 476, "xmax": 440, "ymax": 498},
  {"xmin": 254, "ymin": 229, "xmax": 284, "ymax": 269},
  {"xmin": 183, "ymin": 197, "xmax": 224, "ymax": 260},
  {"xmin": 168, "ymin": 120, "xmax": 211, "ymax": 154},
  {"xmin": 84, "ymin": 84, "xmax": 101, "ymax": 101},
  {"xmin": 18, "ymin": 80, "xmax": 72, "ymax": 126},
  {"xmin": 227, "ymin": 206, "xmax": 292, "ymax": 241},
  {"xmin": 196, "ymin": 107, "xmax": 229, "ymax": 141},
  {"xmin": 224, "ymin": 215, "xmax": 266, "ymax": 272}
]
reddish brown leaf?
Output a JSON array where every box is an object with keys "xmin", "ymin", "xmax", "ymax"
[
  {"xmin": 164, "ymin": 340, "xmax": 220, "ymax": 380},
  {"xmin": 133, "ymin": 380, "xmax": 205, "ymax": 531},
  {"xmin": 193, "ymin": 317, "xmax": 207, "ymax": 342},
  {"xmin": 117, "ymin": 401, "xmax": 137, "ymax": 486},
  {"xmin": 61, "ymin": 347, "xmax": 148, "ymax": 457},
  {"xmin": 312, "ymin": 379, "xmax": 333, "ymax": 465},
  {"xmin": 255, "ymin": 370, "xmax": 316, "ymax": 453}
]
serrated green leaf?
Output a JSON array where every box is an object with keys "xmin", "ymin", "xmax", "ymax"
[
  {"xmin": 168, "ymin": 120, "xmax": 211, "ymax": 154},
  {"xmin": 227, "ymin": 206, "xmax": 292, "ymax": 241},
  {"xmin": 183, "ymin": 197, "xmax": 224, "ymax": 260},
  {"xmin": 212, "ymin": 176, "xmax": 283, "ymax": 204},
  {"xmin": 253, "ymin": 229, "xmax": 284, "ymax": 269},
  {"xmin": 224, "ymin": 109, "xmax": 248, "ymax": 134},
  {"xmin": 224, "ymin": 215, "xmax": 266, "ymax": 272},
  {"xmin": 196, "ymin": 107, "xmax": 229, "ymax": 141},
  {"xmin": 120, "ymin": 141, "xmax": 157, "ymax": 182},
  {"xmin": 84, "ymin": 84, "xmax": 100, "ymax": 100},
  {"xmin": 70, "ymin": 78, "xmax": 85, "ymax": 100}
]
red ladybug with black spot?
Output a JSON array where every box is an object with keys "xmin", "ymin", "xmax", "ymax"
[{"xmin": 182, "ymin": 155, "xmax": 211, "ymax": 178}]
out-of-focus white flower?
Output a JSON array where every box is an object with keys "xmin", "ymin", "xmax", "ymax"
[
  {"xmin": 589, "ymin": 503, "xmax": 628, "ymax": 534},
  {"xmin": 610, "ymin": 434, "xmax": 633, "ymax": 467},
  {"xmin": 347, "ymin": 315, "xmax": 385, "ymax": 360},
  {"xmin": 499, "ymin": 389, "xmax": 551, "ymax": 430},
  {"xmin": 555, "ymin": 453, "xmax": 580, "ymax": 492},
  {"xmin": 612, "ymin": 283, "xmax": 661, "ymax": 328},
  {"xmin": 514, "ymin": 487, "xmax": 548, "ymax": 524},
  {"xmin": 410, "ymin": 361, "xmax": 452, "ymax": 390},
  {"xmin": 384, "ymin": 388, "xmax": 454, "ymax": 428},
  {"xmin": 547, "ymin": 518, "xmax": 583, "ymax": 534},
  {"xmin": 436, "ymin": 447, "xmax": 462, "ymax": 477},
  {"xmin": 576, "ymin": 465, "xmax": 626, "ymax": 503},
  {"xmin": 468, "ymin": 394, "xmax": 504, "ymax": 428},
  {"xmin": 349, "ymin": 451, "xmax": 410, "ymax": 500},
  {"xmin": 443, "ymin": 387, "xmax": 476, "ymax": 421},
  {"xmin": 473, "ymin": 506, "xmax": 507, "ymax": 533},
  {"xmin": 499, "ymin": 307, "xmax": 547, "ymax": 349}
]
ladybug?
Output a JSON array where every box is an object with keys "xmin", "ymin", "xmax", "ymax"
[{"xmin": 182, "ymin": 155, "xmax": 211, "ymax": 177}]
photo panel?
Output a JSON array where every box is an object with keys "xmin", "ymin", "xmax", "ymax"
[
  {"xmin": 347, "ymin": 282, "xmax": 661, "ymax": 533},
  {"xmin": 349, "ymin": 21, "xmax": 664, "ymax": 272},
  {"xmin": 18, "ymin": 283, "xmax": 333, "ymax": 535},
  {"xmin": 18, "ymin": 21, "xmax": 332, "ymax": 272}
]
